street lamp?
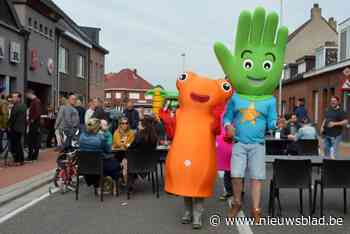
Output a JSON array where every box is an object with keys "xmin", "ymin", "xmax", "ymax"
[
  {"xmin": 181, "ymin": 53, "xmax": 186, "ymax": 73},
  {"xmin": 278, "ymin": 0, "xmax": 284, "ymax": 117}
]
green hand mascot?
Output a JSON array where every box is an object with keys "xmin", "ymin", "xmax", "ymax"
[{"xmin": 214, "ymin": 7, "xmax": 288, "ymax": 222}]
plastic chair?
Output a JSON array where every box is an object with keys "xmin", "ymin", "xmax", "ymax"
[
  {"xmin": 269, "ymin": 159, "xmax": 312, "ymax": 216},
  {"xmin": 126, "ymin": 149, "xmax": 161, "ymax": 199},
  {"xmin": 75, "ymin": 151, "xmax": 104, "ymax": 202},
  {"xmin": 312, "ymin": 159, "xmax": 350, "ymax": 216}
]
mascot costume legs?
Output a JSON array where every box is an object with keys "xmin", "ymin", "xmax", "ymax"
[
  {"xmin": 214, "ymin": 7, "xmax": 288, "ymax": 222},
  {"xmin": 165, "ymin": 72, "xmax": 232, "ymax": 229}
]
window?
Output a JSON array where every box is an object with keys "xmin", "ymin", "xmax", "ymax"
[
  {"xmin": 10, "ymin": 41, "xmax": 21, "ymax": 64},
  {"xmin": 282, "ymin": 101, "xmax": 287, "ymax": 116},
  {"xmin": 298, "ymin": 62, "xmax": 306, "ymax": 74},
  {"xmin": 28, "ymin": 17, "xmax": 32, "ymax": 27},
  {"xmin": 105, "ymin": 92, "xmax": 111, "ymax": 99},
  {"xmin": 115, "ymin": 92, "xmax": 122, "ymax": 99},
  {"xmin": 34, "ymin": 21, "xmax": 37, "ymax": 29},
  {"xmin": 284, "ymin": 67, "xmax": 290, "ymax": 80},
  {"xmin": 77, "ymin": 55, "xmax": 85, "ymax": 78},
  {"xmin": 344, "ymin": 92, "xmax": 350, "ymax": 112},
  {"xmin": 0, "ymin": 37, "xmax": 4, "ymax": 59},
  {"xmin": 313, "ymin": 91, "xmax": 319, "ymax": 123},
  {"xmin": 129, "ymin": 92, "xmax": 140, "ymax": 99},
  {"xmin": 315, "ymin": 47, "xmax": 324, "ymax": 70},
  {"xmin": 145, "ymin": 95, "xmax": 153, "ymax": 100},
  {"xmin": 59, "ymin": 46, "xmax": 68, "ymax": 73},
  {"xmin": 39, "ymin": 24, "xmax": 43, "ymax": 32},
  {"xmin": 49, "ymin": 29, "xmax": 53, "ymax": 38},
  {"xmin": 340, "ymin": 30, "xmax": 348, "ymax": 61},
  {"xmin": 44, "ymin": 26, "xmax": 48, "ymax": 35}
]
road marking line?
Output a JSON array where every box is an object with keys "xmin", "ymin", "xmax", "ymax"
[
  {"xmin": 0, "ymin": 188, "xmax": 58, "ymax": 224},
  {"xmin": 236, "ymin": 210, "xmax": 254, "ymax": 234}
]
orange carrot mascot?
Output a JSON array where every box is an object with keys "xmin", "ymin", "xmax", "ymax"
[{"xmin": 165, "ymin": 72, "xmax": 232, "ymax": 229}]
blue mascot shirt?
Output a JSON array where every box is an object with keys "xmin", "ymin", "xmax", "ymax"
[{"xmin": 224, "ymin": 93, "xmax": 277, "ymax": 144}]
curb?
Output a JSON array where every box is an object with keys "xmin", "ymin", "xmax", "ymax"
[{"xmin": 0, "ymin": 169, "xmax": 55, "ymax": 207}]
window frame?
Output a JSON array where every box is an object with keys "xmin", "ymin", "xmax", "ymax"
[
  {"xmin": 59, "ymin": 46, "xmax": 68, "ymax": 74},
  {"xmin": 76, "ymin": 55, "xmax": 85, "ymax": 78}
]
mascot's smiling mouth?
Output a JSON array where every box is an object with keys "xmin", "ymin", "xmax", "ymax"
[
  {"xmin": 247, "ymin": 76, "xmax": 266, "ymax": 86},
  {"xmin": 190, "ymin": 92, "xmax": 210, "ymax": 103}
]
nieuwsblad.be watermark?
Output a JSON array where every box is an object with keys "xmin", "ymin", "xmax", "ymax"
[{"xmin": 209, "ymin": 214, "xmax": 344, "ymax": 226}]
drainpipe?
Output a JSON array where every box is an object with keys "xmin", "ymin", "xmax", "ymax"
[
  {"xmin": 87, "ymin": 48, "xmax": 91, "ymax": 104},
  {"xmin": 22, "ymin": 30, "xmax": 30, "ymax": 93},
  {"xmin": 56, "ymin": 30, "xmax": 61, "ymax": 112}
]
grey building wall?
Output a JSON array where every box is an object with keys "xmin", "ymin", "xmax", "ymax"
[
  {"xmin": 59, "ymin": 35, "xmax": 89, "ymax": 101},
  {"xmin": 18, "ymin": 5, "xmax": 57, "ymax": 86},
  {"xmin": 0, "ymin": 25, "xmax": 25, "ymax": 95}
]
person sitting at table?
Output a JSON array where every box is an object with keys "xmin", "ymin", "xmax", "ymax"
[
  {"xmin": 286, "ymin": 113, "xmax": 300, "ymax": 137},
  {"xmin": 112, "ymin": 117, "xmax": 135, "ymax": 150},
  {"xmin": 129, "ymin": 115, "xmax": 159, "ymax": 150},
  {"xmin": 275, "ymin": 117, "xmax": 290, "ymax": 139},
  {"xmin": 79, "ymin": 118, "xmax": 121, "ymax": 195},
  {"xmin": 122, "ymin": 115, "xmax": 159, "ymax": 186},
  {"xmin": 290, "ymin": 117, "xmax": 317, "ymax": 140}
]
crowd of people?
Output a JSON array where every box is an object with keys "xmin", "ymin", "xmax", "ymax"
[
  {"xmin": 0, "ymin": 91, "xmax": 176, "ymax": 168},
  {"xmin": 0, "ymin": 90, "xmax": 44, "ymax": 166}
]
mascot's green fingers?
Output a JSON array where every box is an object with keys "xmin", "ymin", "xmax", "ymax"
[
  {"xmin": 263, "ymin": 12, "xmax": 279, "ymax": 46},
  {"xmin": 276, "ymin": 26, "xmax": 289, "ymax": 51},
  {"xmin": 235, "ymin": 10, "xmax": 252, "ymax": 54},
  {"xmin": 214, "ymin": 42, "xmax": 234, "ymax": 75},
  {"xmin": 250, "ymin": 7, "xmax": 266, "ymax": 45}
]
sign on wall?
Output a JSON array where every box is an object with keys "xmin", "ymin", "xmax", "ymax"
[
  {"xmin": 0, "ymin": 37, "xmax": 4, "ymax": 59},
  {"xmin": 48, "ymin": 58, "xmax": 54, "ymax": 75},
  {"xmin": 30, "ymin": 49, "xmax": 38, "ymax": 70},
  {"xmin": 9, "ymin": 41, "xmax": 20, "ymax": 64}
]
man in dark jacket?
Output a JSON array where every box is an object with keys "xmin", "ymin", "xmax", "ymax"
[
  {"xmin": 8, "ymin": 92, "xmax": 26, "ymax": 165},
  {"xmin": 25, "ymin": 89, "xmax": 43, "ymax": 161},
  {"xmin": 92, "ymin": 98, "xmax": 109, "ymax": 122},
  {"xmin": 123, "ymin": 100, "xmax": 139, "ymax": 131},
  {"xmin": 294, "ymin": 99, "xmax": 308, "ymax": 123}
]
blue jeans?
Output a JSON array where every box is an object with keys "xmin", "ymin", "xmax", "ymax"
[{"xmin": 324, "ymin": 135, "xmax": 342, "ymax": 159}]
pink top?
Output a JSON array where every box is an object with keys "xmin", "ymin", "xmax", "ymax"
[{"xmin": 216, "ymin": 109, "xmax": 233, "ymax": 171}]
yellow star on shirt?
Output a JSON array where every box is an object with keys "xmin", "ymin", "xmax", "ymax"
[{"xmin": 240, "ymin": 102, "xmax": 260, "ymax": 125}]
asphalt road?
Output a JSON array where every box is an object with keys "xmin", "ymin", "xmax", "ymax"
[{"xmin": 1, "ymin": 165, "xmax": 350, "ymax": 234}]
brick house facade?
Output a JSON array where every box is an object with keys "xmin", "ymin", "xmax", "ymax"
[{"xmin": 104, "ymin": 69, "xmax": 153, "ymax": 110}]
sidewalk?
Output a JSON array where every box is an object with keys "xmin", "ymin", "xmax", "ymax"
[
  {"xmin": 340, "ymin": 142, "xmax": 350, "ymax": 157},
  {"xmin": 0, "ymin": 149, "xmax": 57, "ymax": 206}
]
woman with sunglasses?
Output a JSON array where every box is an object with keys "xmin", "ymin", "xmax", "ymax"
[
  {"xmin": 113, "ymin": 117, "xmax": 135, "ymax": 184},
  {"xmin": 112, "ymin": 117, "xmax": 135, "ymax": 150}
]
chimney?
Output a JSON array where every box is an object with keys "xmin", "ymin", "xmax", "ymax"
[
  {"xmin": 328, "ymin": 17, "xmax": 337, "ymax": 31},
  {"xmin": 311, "ymin": 3, "xmax": 321, "ymax": 19}
]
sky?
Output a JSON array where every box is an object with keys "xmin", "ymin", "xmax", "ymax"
[{"xmin": 54, "ymin": 0, "xmax": 350, "ymax": 90}]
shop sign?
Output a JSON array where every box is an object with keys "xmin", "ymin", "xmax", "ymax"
[
  {"xmin": 48, "ymin": 58, "xmax": 54, "ymax": 75},
  {"xmin": 30, "ymin": 49, "xmax": 39, "ymax": 70}
]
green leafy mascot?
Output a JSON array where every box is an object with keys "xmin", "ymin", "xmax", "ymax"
[{"xmin": 214, "ymin": 7, "xmax": 288, "ymax": 222}]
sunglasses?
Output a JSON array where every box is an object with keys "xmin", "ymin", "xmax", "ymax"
[{"xmin": 121, "ymin": 122, "xmax": 128, "ymax": 125}]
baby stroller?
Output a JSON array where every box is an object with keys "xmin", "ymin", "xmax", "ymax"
[{"xmin": 53, "ymin": 129, "xmax": 80, "ymax": 194}]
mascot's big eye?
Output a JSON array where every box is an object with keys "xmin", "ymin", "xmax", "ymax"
[
  {"xmin": 263, "ymin": 60, "xmax": 273, "ymax": 71},
  {"xmin": 178, "ymin": 73, "xmax": 187, "ymax": 81},
  {"xmin": 221, "ymin": 82, "xmax": 232, "ymax": 92},
  {"xmin": 243, "ymin": 59, "xmax": 254, "ymax": 71}
]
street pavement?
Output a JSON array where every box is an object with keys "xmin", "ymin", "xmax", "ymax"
[
  {"xmin": 1, "ymin": 165, "xmax": 350, "ymax": 234},
  {"xmin": 0, "ymin": 149, "xmax": 57, "ymax": 189}
]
